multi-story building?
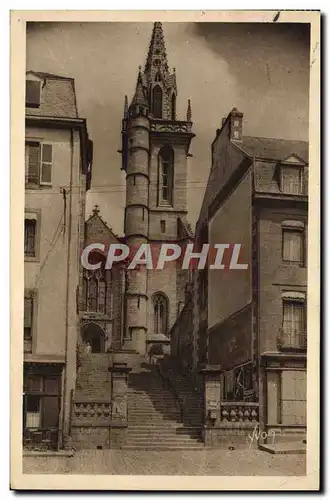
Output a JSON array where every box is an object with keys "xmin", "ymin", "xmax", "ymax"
[
  {"xmin": 191, "ymin": 107, "xmax": 308, "ymax": 447},
  {"xmin": 23, "ymin": 71, "xmax": 92, "ymax": 450}
]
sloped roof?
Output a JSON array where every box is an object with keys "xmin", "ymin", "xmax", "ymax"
[
  {"xmin": 26, "ymin": 70, "xmax": 78, "ymax": 118},
  {"xmin": 85, "ymin": 207, "xmax": 121, "ymax": 248},
  {"xmin": 240, "ymin": 136, "xmax": 309, "ymax": 163},
  {"xmin": 254, "ymin": 160, "xmax": 309, "ymax": 195}
]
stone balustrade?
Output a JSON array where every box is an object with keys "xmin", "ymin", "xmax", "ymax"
[
  {"xmin": 151, "ymin": 120, "xmax": 192, "ymax": 134},
  {"xmin": 220, "ymin": 402, "xmax": 259, "ymax": 425},
  {"xmin": 73, "ymin": 402, "xmax": 112, "ymax": 421}
]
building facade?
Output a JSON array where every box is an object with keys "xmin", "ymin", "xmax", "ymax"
[
  {"xmin": 120, "ymin": 22, "xmax": 194, "ymax": 354},
  {"xmin": 24, "ymin": 71, "xmax": 92, "ymax": 450},
  {"xmin": 190, "ymin": 107, "xmax": 308, "ymax": 446}
]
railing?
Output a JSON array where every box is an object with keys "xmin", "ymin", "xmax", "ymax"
[
  {"xmin": 73, "ymin": 399, "xmax": 127, "ymax": 422},
  {"xmin": 24, "ymin": 339, "xmax": 32, "ymax": 353},
  {"xmin": 23, "ymin": 428, "xmax": 59, "ymax": 451},
  {"xmin": 73, "ymin": 401, "xmax": 111, "ymax": 421},
  {"xmin": 220, "ymin": 402, "xmax": 259, "ymax": 425}
]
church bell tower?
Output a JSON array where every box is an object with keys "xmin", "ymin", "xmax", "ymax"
[{"xmin": 120, "ymin": 22, "xmax": 195, "ymax": 354}]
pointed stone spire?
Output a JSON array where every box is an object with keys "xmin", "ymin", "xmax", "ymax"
[
  {"xmin": 144, "ymin": 22, "xmax": 169, "ymax": 80},
  {"xmin": 186, "ymin": 99, "xmax": 192, "ymax": 122},
  {"xmin": 123, "ymin": 95, "xmax": 128, "ymax": 118},
  {"xmin": 131, "ymin": 67, "xmax": 148, "ymax": 107}
]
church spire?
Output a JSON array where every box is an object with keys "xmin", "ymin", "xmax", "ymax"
[{"xmin": 144, "ymin": 22, "xmax": 169, "ymax": 82}]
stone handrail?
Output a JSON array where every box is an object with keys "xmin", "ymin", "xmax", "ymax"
[{"xmin": 220, "ymin": 402, "xmax": 259, "ymax": 423}]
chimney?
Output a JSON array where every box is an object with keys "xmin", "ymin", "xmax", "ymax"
[{"xmin": 229, "ymin": 107, "xmax": 243, "ymax": 142}]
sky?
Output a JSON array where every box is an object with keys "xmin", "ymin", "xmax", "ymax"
[{"xmin": 26, "ymin": 22, "xmax": 310, "ymax": 235}]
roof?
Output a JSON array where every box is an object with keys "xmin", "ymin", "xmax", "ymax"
[
  {"xmin": 240, "ymin": 136, "xmax": 309, "ymax": 163},
  {"xmin": 26, "ymin": 70, "xmax": 78, "ymax": 118}
]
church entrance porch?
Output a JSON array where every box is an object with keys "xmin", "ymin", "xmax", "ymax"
[{"xmin": 82, "ymin": 323, "xmax": 106, "ymax": 353}]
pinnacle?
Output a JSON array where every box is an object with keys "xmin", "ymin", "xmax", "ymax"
[{"xmin": 131, "ymin": 69, "xmax": 148, "ymax": 107}]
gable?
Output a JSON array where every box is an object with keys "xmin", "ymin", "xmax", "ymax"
[
  {"xmin": 85, "ymin": 214, "xmax": 121, "ymax": 249},
  {"xmin": 26, "ymin": 71, "xmax": 43, "ymax": 83},
  {"xmin": 281, "ymin": 154, "xmax": 307, "ymax": 166}
]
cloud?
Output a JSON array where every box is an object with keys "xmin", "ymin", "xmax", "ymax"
[{"xmin": 27, "ymin": 21, "xmax": 310, "ymax": 232}]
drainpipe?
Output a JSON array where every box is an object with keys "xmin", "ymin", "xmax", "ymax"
[{"xmin": 62, "ymin": 128, "xmax": 74, "ymax": 449}]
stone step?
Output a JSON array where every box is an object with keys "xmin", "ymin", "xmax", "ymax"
[
  {"xmin": 122, "ymin": 444, "xmax": 205, "ymax": 450},
  {"xmin": 127, "ymin": 429, "xmax": 201, "ymax": 436},
  {"xmin": 125, "ymin": 437, "xmax": 202, "ymax": 444}
]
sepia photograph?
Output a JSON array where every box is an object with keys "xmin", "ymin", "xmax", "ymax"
[{"xmin": 10, "ymin": 10, "xmax": 320, "ymax": 490}]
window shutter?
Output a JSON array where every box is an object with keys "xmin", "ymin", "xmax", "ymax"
[{"xmin": 40, "ymin": 144, "xmax": 52, "ymax": 185}]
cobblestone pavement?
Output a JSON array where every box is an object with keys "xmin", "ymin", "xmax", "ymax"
[{"xmin": 24, "ymin": 449, "xmax": 306, "ymax": 476}]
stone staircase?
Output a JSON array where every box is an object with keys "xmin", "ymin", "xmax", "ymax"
[
  {"xmin": 124, "ymin": 362, "xmax": 204, "ymax": 450},
  {"xmin": 158, "ymin": 357, "xmax": 204, "ymax": 429}
]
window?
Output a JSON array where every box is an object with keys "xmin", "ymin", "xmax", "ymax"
[
  {"xmin": 24, "ymin": 216, "xmax": 36, "ymax": 257},
  {"xmin": 155, "ymin": 71, "xmax": 162, "ymax": 82},
  {"xmin": 23, "ymin": 371, "xmax": 61, "ymax": 450},
  {"xmin": 26, "ymin": 80, "xmax": 41, "ymax": 108},
  {"xmin": 24, "ymin": 294, "xmax": 33, "ymax": 340},
  {"xmin": 282, "ymin": 297, "xmax": 306, "ymax": 349},
  {"xmin": 82, "ymin": 257, "xmax": 113, "ymax": 315},
  {"xmin": 171, "ymin": 93, "xmax": 176, "ymax": 120},
  {"xmin": 24, "ymin": 293, "xmax": 34, "ymax": 353},
  {"xmin": 282, "ymin": 221, "xmax": 305, "ymax": 265},
  {"xmin": 25, "ymin": 142, "xmax": 52, "ymax": 186},
  {"xmin": 153, "ymin": 293, "xmax": 168, "ymax": 336},
  {"xmin": 160, "ymin": 220, "xmax": 166, "ymax": 233},
  {"xmin": 158, "ymin": 146, "xmax": 174, "ymax": 205},
  {"xmin": 281, "ymin": 167, "xmax": 303, "ymax": 194},
  {"xmin": 152, "ymin": 85, "xmax": 163, "ymax": 118},
  {"xmin": 283, "ymin": 229, "xmax": 304, "ymax": 263}
]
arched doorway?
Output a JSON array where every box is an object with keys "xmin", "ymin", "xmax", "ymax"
[{"xmin": 82, "ymin": 323, "xmax": 106, "ymax": 353}]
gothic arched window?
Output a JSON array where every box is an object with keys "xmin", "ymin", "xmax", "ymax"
[
  {"xmin": 152, "ymin": 85, "xmax": 163, "ymax": 119},
  {"xmin": 171, "ymin": 93, "xmax": 176, "ymax": 120},
  {"xmin": 158, "ymin": 146, "xmax": 174, "ymax": 205},
  {"xmin": 82, "ymin": 252, "xmax": 113, "ymax": 315},
  {"xmin": 88, "ymin": 277, "xmax": 98, "ymax": 312},
  {"xmin": 155, "ymin": 71, "xmax": 162, "ymax": 82},
  {"xmin": 153, "ymin": 293, "xmax": 168, "ymax": 336}
]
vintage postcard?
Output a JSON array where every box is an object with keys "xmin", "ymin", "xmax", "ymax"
[{"xmin": 11, "ymin": 10, "xmax": 320, "ymax": 490}]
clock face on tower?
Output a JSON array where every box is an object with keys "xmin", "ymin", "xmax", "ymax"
[{"xmin": 153, "ymin": 59, "xmax": 161, "ymax": 67}]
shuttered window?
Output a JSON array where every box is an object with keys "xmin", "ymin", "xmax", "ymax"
[
  {"xmin": 40, "ymin": 144, "xmax": 52, "ymax": 185},
  {"xmin": 25, "ymin": 142, "xmax": 52, "ymax": 186},
  {"xmin": 283, "ymin": 229, "xmax": 304, "ymax": 263},
  {"xmin": 282, "ymin": 300, "xmax": 306, "ymax": 349}
]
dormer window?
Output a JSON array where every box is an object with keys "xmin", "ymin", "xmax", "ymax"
[
  {"xmin": 279, "ymin": 155, "xmax": 306, "ymax": 195},
  {"xmin": 26, "ymin": 80, "xmax": 41, "ymax": 108}
]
